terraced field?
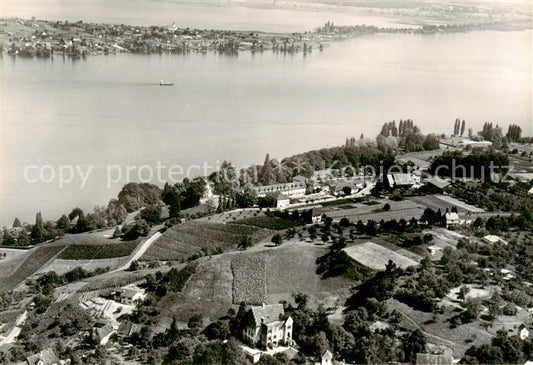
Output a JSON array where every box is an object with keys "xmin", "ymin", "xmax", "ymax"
[
  {"xmin": 232, "ymin": 252, "xmax": 266, "ymax": 304},
  {"xmin": 1, "ymin": 245, "xmax": 66, "ymax": 292},
  {"xmin": 58, "ymin": 240, "xmax": 139, "ymax": 260},
  {"xmin": 140, "ymin": 221, "xmax": 272, "ymax": 261}
]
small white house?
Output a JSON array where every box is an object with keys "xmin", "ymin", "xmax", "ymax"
[
  {"xmin": 115, "ymin": 288, "xmax": 146, "ymax": 305},
  {"xmin": 518, "ymin": 324, "xmax": 529, "ymax": 340},
  {"xmin": 427, "ymin": 245, "xmax": 443, "ymax": 256},
  {"xmin": 320, "ymin": 350, "xmax": 333, "ymax": 365}
]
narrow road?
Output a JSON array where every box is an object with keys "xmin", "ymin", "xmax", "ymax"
[
  {"xmin": 111, "ymin": 231, "xmax": 162, "ymax": 273},
  {"xmin": 0, "ymin": 311, "xmax": 27, "ymax": 346}
]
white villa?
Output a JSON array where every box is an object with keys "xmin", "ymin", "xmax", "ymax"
[
  {"xmin": 445, "ymin": 212, "xmax": 460, "ymax": 228},
  {"xmin": 243, "ymin": 303, "xmax": 294, "ymax": 350}
]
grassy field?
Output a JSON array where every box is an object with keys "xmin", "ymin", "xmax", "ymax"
[
  {"xmin": 155, "ymin": 242, "xmax": 355, "ymax": 323},
  {"xmin": 231, "ymin": 216, "xmax": 302, "ymax": 230},
  {"xmin": 1, "ymin": 245, "xmax": 65, "ymax": 292},
  {"xmin": 140, "ymin": 221, "xmax": 272, "ymax": 261},
  {"xmin": 343, "ymin": 241, "xmax": 420, "ymax": 270},
  {"xmin": 387, "ymin": 298, "xmax": 531, "ymax": 358},
  {"xmin": 408, "ymin": 195, "xmax": 483, "ymax": 213},
  {"xmin": 58, "ymin": 240, "xmax": 139, "ymax": 260}
]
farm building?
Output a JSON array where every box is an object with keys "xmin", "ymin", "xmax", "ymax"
[
  {"xmin": 254, "ymin": 182, "xmax": 306, "ymax": 198},
  {"xmin": 327, "ymin": 180, "xmax": 360, "ymax": 196},
  {"xmin": 242, "ymin": 303, "xmax": 294, "ymax": 350},
  {"xmin": 387, "ymin": 173, "xmax": 420, "ymax": 188},
  {"xmin": 445, "ymin": 212, "xmax": 460, "ymax": 228},
  {"xmin": 425, "ymin": 177, "xmax": 451, "ymax": 194},
  {"xmin": 114, "ymin": 287, "xmax": 146, "ymax": 305}
]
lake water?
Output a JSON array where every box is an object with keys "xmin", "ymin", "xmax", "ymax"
[
  {"xmin": 1, "ymin": 5, "xmax": 532, "ymax": 226},
  {"xmin": 1, "ymin": 1, "xmax": 410, "ymax": 32}
]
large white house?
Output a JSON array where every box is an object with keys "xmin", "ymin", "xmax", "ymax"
[
  {"xmin": 254, "ymin": 182, "xmax": 306, "ymax": 198},
  {"xmin": 243, "ymin": 303, "xmax": 294, "ymax": 350},
  {"xmin": 445, "ymin": 212, "xmax": 460, "ymax": 228}
]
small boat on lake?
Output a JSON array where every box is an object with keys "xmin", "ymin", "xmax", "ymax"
[{"xmin": 160, "ymin": 80, "xmax": 174, "ymax": 86}]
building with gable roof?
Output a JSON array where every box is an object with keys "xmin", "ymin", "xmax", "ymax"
[
  {"xmin": 518, "ymin": 324, "xmax": 529, "ymax": 340},
  {"xmin": 243, "ymin": 303, "xmax": 294, "ymax": 350},
  {"xmin": 320, "ymin": 350, "xmax": 333, "ymax": 365},
  {"xmin": 445, "ymin": 212, "xmax": 460, "ymax": 228},
  {"xmin": 254, "ymin": 182, "xmax": 306, "ymax": 198},
  {"xmin": 25, "ymin": 348, "xmax": 59, "ymax": 365}
]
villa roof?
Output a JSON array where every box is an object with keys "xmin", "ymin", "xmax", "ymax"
[
  {"xmin": 445, "ymin": 212, "xmax": 459, "ymax": 220},
  {"xmin": 251, "ymin": 303, "xmax": 285, "ymax": 327},
  {"xmin": 119, "ymin": 288, "xmax": 144, "ymax": 299}
]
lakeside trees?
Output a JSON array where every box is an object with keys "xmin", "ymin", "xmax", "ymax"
[{"xmin": 377, "ymin": 120, "xmax": 439, "ymax": 153}]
